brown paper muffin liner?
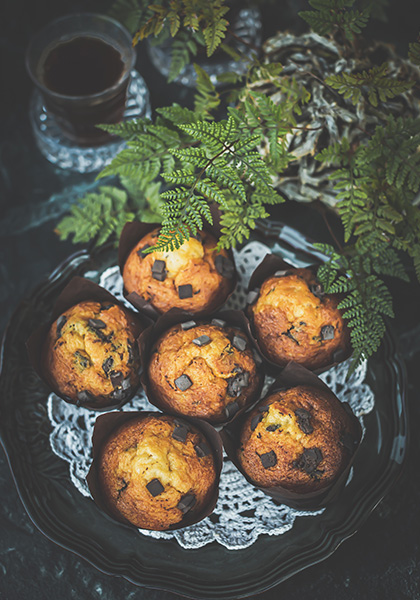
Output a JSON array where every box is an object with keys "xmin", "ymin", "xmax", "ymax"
[
  {"xmin": 86, "ymin": 410, "xmax": 224, "ymax": 531},
  {"xmin": 26, "ymin": 276, "xmax": 145, "ymax": 411},
  {"xmin": 118, "ymin": 220, "xmax": 237, "ymax": 319},
  {"xmin": 246, "ymin": 253, "xmax": 352, "ymax": 374},
  {"xmin": 138, "ymin": 308, "xmax": 265, "ymax": 427},
  {"xmin": 221, "ymin": 361, "xmax": 362, "ymax": 510}
]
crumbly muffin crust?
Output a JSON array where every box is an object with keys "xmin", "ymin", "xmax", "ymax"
[
  {"xmin": 238, "ymin": 385, "xmax": 358, "ymax": 492},
  {"xmin": 251, "ymin": 268, "xmax": 349, "ymax": 370},
  {"xmin": 99, "ymin": 414, "xmax": 216, "ymax": 530},
  {"xmin": 148, "ymin": 321, "xmax": 260, "ymax": 423},
  {"xmin": 43, "ymin": 301, "xmax": 141, "ymax": 406},
  {"xmin": 122, "ymin": 228, "xmax": 233, "ymax": 314}
]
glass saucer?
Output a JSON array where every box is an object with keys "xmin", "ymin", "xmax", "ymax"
[
  {"xmin": 29, "ymin": 70, "xmax": 151, "ymax": 173},
  {"xmin": 147, "ymin": 7, "xmax": 262, "ymax": 87}
]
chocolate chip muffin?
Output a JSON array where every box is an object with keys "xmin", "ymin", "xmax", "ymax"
[
  {"xmin": 238, "ymin": 385, "xmax": 360, "ymax": 492},
  {"xmin": 98, "ymin": 414, "xmax": 217, "ymax": 530},
  {"xmin": 122, "ymin": 228, "xmax": 234, "ymax": 314},
  {"xmin": 43, "ymin": 301, "xmax": 141, "ymax": 407},
  {"xmin": 147, "ymin": 319, "xmax": 261, "ymax": 423},
  {"xmin": 249, "ymin": 268, "xmax": 350, "ymax": 370}
]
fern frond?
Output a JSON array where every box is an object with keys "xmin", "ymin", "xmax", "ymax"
[
  {"xmin": 299, "ymin": 0, "xmax": 369, "ymax": 41},
  {"xmin": 193, "ymin": 63, "xmax": 221, "ymax": 119},
  {"xmin": 56, "ymin": 187, "xmax": 134, "ymax": 247},
  {"xmin": 202, "ymin": 2, "xmax": 229, "ymax": 56},
  {"xmin": 326, "ymin": 64, "xmax": 413, "ymax": 107},
  {"xmin": 408, "ymin": 34, "xmax": 420, "ymax": 65},
  {"xmin": 315, "ymin": 138, "xmax": 351, "ymax": 166},
  {"xmin": 316, "ymin": 244, "xmax": 395, "ymax": 374},
  {"xmin": 169, "ymin": 32, "xmax": 198, "ymax": 82}
]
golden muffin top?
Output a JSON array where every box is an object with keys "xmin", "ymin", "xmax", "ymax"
[
  {"xmin": 44, "ymin": 301, "xmax": 140, "ymax": 405},
  {"xmin": 148, "ymin": 321, "xmax": 260, "ymax": 423},
  {"xmin": 122, "ymin": 228, "xmax": 234, "ymax": 314},
  {"xmin": 238, "ymin": 385, "xmax": 358, "ymax": 491},
  {"xmin": 99, "ymin": 414, "xmax": 216, "ymax": 530}
]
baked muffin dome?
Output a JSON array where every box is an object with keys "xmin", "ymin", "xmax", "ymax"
[
  {"xmin": 250, "ymin": 268, "xmax": 349, "ymax": 370},
  {"xmin": 238, "ymin": 385, "xmax": 359, "ymax": 492},
  {"xmin": 122, "ymin": 228, "xmax": 234, "ymax": 314},
  {"xmin": 147, "ymin": 320, "xmax": 261, "ymax": 423},
  {"xmin": 98, "ymin": 414, "xmax": 217, "ymax": 530},
  {"xmin": 43, "ymin": 301, "xmax": 141, "ymax": 407}
]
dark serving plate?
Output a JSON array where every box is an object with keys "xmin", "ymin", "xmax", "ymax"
[{"xmin": 0, "ymin": 222, "xmax": 408, "ymax": 599}]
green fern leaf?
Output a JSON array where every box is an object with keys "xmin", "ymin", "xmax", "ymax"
[{"xmin": 408, "ymin": 35, "xmax": 420, "ymax": 65}]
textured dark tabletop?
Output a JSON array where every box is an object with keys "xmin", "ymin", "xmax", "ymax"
[{"xmin": 1, "ymin": 1, "xmax": 420, "ymax": 599}]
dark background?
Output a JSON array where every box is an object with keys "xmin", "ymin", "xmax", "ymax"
[{"xmin": 1, "ymin": 1, "xmax": 420, "ymax": 598}]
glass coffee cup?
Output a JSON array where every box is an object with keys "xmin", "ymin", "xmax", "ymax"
[{"xmin": 26, "ymin": 13, "xmax": 136, "ymax": 147}]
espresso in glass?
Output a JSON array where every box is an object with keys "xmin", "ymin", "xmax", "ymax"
[{"xmin": 26, "ymin": 14, "xmax": 136, "ymax": 146}]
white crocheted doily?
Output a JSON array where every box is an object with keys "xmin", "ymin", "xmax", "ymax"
[{"xmin": 47, "ymin": 241, "xmax": 374, "ymax": 550}]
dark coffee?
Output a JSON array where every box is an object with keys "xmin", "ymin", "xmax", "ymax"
[
  {"xmin": 42, "ymin": 36, "xmax": 124, "ymax": 96},
  {"xmin": 38, "ymin": 35, "xmax": 130, "ymax": 146}
]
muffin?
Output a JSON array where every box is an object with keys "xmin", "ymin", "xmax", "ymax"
[
  {"xmin": 249, "ymin": 268, "xmax": 350, "ymax": 370},
  {"xmin": 98, "ymin": 414, "xmax": 217, "ymax": 530},
  {"xmin": 147, "ymin": 319, "xmax": 261, "ymax": 423},
  {"xmin": 43, "ymin": 301, "xmax": 141, "ymax": 407},
  {"xmin": 122, "ymin": 227, "xmax": 234, "ymax": 314},
  {"xmin": 238, "ymin": 385, "xmax": 360, "ymax": 492}
]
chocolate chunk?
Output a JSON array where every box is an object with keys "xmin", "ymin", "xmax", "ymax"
[
  {"xmin": 227, "ymin": 369, "xmax": 249, "ymax": 396},
  {"xmin": 100, "ymin": 303, "xmax": 114, "ymax": 311},
  {"xmin": 151, "ymin": 259, "xmax": 167, "ymax": 281},
  {"xmin": 295, "ymin": 408, "xmax": 314, "ymax": 434},
  {"xmin": 152, "ymin": 259, "xmax": 166, "ymax": 273},
  {"xmin": 232, "ymin": 335, "xmax": 247, "ymax": 352},
  {"xmin": 175, "ymin": 374, "xmax": 192, "ymax": 391},
  {"xmin": 127, "ymin": 292, "xmax": 150, "ymax": 310},
  {"xmin": 117, "ymin": 478, "xmax": 128, "ymax": 497},
  {"xmin": 211, "ymin": 318, "xmax": 226, "ymax": 328},
  {"xmin": 102, "ymin": 356, "xmax": 114, "ymax": 376},
  {"xmin": 310, "ymin": 283, "xmax": 325, "ymax": 299},
  {"xmin": 260, "ymin": 450, "xmax": 277, "ymax": 469},
  {"xmin": 181, "ymin": 320, "xmax": 197, "ymax": 330},
  {"xmin": 293, "ymin": 447, "xmax": 323, "ymax": 475},
  {"xmin": 225, "ymin": 401, "xmax": 239, "ymax": 419},
  {"xmin": 341, "ymin": 432, "xmax": 357, "ymax": 454},
  {"xmin": 110, "ymin": 379, "xmax": 132, "ymax": 402},
  {"xmin": 215, "ymin": 255, "xmax": 234, "ymax": 279},
  {"xmin": 152, "ymin": 271, "xmax": 167, "ymax": 282},
  {"xmin": 282, "ymin": 328, "xmax": 300, "ymax": 345},
  {"xmin": 56, "ymin": 315, "xmax": 67, "ymax": 338},
  {"xmin": 321, "ymin": 325, "xmax": 335, "ymax": 340},
  {"xmin": 74, "ymin": 350, "xmax": 90, "ymax": 370},
  {"xmin": 137, "ymin": 244, "xmax": 151, "ymax": 258},
  {"xmin": 247, "ymin": 290, "xmax": 259, "ymax": 305},
  {"xmin": 172, "ymin": 424, "xmax": 189, "ymax": 443},
  {"xmin": 110, "ymin": 371, "xmax": 123, "ymax": 388},
  {"xmin": 193, "ymin": 335, "xmax": 211, "ymax": 347},
  {"xmin": 177, "ymin": 493, "xmax": 196, "ymax": 514},
  {"xmin": 251, "ymin": 414, "xmax": 263, "ymax": 431},
  {"xmin": 194, "ymin": 442, "xmax": 211, "ymax": 458},
  {"xmin": 266, "ymin": 424, "xmax": 280, "ymax": 432},
  {"xmin": 178, "ymin": 284, "xmax": 193, "ymax": 299},
  {"xmin": 88, "ymin": 318, "xmax": 106, "ymax": 329},
  {"xmin": 77, "ymin": 390, "xmax": 95, "ymax": 404},
  {"xmin": 146, "ymin": 478, "xmax": 164, "ymax": 497}
]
